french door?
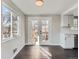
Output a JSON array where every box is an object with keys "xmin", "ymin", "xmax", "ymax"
[{"xmin": 31, "ymin": 17, "xmax": 48, "ymax": 45}]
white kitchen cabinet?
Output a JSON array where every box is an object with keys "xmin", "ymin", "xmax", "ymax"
[
  {"xmin": 65, "ymin": 34, "xmax": 74, "ymax": 49},
  {"xmin": 62, "ymin": 15, "xmax": 74, "ymax": 27},
  {"xmin": 68, "ymin": 16, "xmax": 74, "ymax": 27},
  {"xmin": 62, "ymin": 16, "xmax": 69, "ymax": 26}
]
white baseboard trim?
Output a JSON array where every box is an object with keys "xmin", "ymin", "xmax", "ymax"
[
  {"xmin": 39, "ymin": 43, "xmax": 60, "ymax": 46},
  {"xmin": 11, "ymin": 44, "xmax": 25, "ymax": 59},
  {"xmin": 25, "ymin": 43, "xmax": 60, "ymax": 46},
  {"xmin": 25, "ymin": 43, "xmax": 34, "ymax": 45},
  {"xmin": 63, "ymin": 48, "xmax": 73, "ymax": 49}
]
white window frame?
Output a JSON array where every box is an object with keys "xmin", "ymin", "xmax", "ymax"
[{"xmin": 1, "ymin": 2, "xmax": 19, "ymax": 43}]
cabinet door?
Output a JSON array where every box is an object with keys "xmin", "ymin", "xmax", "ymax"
[
  {"xmin": 63, "ymin": 16, "xmax": 68, "ymax": 26},
  {"xmin": 65, "ymin": 35, "xmax": 74, "ymax": 49},
  {"xmin": 62, "ymin": 15, "xmax": 74, "ymax": 27},
  {"xmin": 74, "ymin": 35, "xmax": 78, "ymax": 48},
  {"xmin": 68, "ymin": 16, "xmax": 74, "ymax": 27}
]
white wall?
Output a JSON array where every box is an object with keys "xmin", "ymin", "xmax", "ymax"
[
  {"xmin": 25, "ymin": 15, "xmax": 61, "ymax": 45},
  {"xmin": 51, "ymin": 16, "xmax": 61, "ymax": 45},
  {"xmin": 1, "ymin": 0, "xmax": 26, "ymax": 59}
]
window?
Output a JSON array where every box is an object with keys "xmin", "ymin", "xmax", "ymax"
[
  {"xmin": 2, "ymin": 5, "xmax": 11, "ymax": 39},
  {"xmin": 12, "ymin": 13, "xmax": 19, "ymax": 37},
  {"xmin": 1, "ymin": 4, "xmax": 19, "ymax": 41}
]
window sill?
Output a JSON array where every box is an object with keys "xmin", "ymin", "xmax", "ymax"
[{"xmin": 1, "ymin": 37, "xmax": 15, "ymax": 43}]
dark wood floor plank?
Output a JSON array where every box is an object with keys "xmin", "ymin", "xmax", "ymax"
[{"xmin": 14, "ymin": 45, "xmax": 78, "ymax": 59}]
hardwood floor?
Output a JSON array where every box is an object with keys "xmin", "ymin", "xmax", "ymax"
[{"xmin": 14, "ymin": 45, "xmax": 78, "ymax": 59}]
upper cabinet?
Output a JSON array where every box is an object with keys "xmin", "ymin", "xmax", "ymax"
[
  {"xmin": 62, "ymin": 15, "xmax": 78, "ymax": 30},
  {"xmin": 68, "ymin": 16, "xmax": 74, "ymax": 27},
  {"xmin": 62, "ymin": 16, "xmax": 69, "ymax": 26},
  {"xmin": 62, "ymin": 15, "xmax": 73, "ymax": 27}
]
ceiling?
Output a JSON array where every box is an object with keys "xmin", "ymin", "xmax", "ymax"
[
  {"xmin": 66, "ymin": 8, "xmax": 78, "ymax": 16},
  {"xmin": 11, "ymin": 0, "xmax": 78, "ymax": 15}
]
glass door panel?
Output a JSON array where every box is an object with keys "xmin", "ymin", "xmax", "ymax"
[
  {"xmin": 32, "ymin": 19, "xmax": 48, "ymax": 45},
  {"xmin": 32, "ymin": 20, "xmax": 39, "ymax": 45},
  {"xmin": 42, "ymin": 21, "xmax": 48, "ymax": 41}
]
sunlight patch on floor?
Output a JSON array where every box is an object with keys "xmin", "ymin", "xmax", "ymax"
[
  {"xmin": 40, "ymin": 47, "xmax": 52, "ymax": 57},
  {"xmin": 32, "ymin": 45, "xmax": 52, "ymax": 59},
  {"xmin": 34, "ymin": 35, "xmax": 52, "ymax": 58}
]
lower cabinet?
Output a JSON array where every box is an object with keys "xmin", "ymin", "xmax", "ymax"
[{"xmin": 65, "ymin": 34, "xmax": 74, "ymax": 49}]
